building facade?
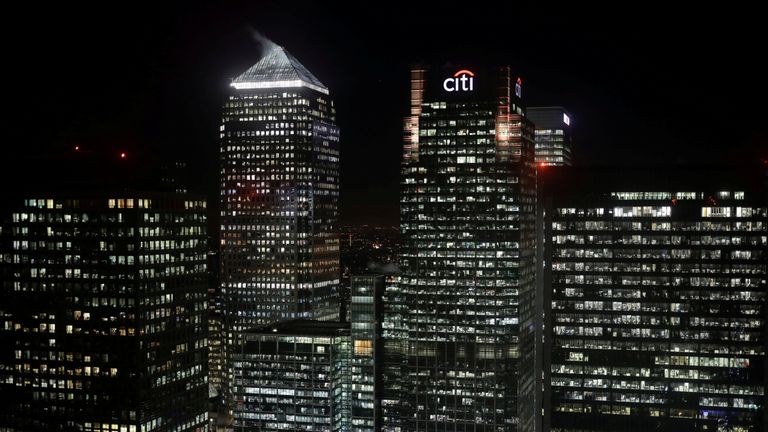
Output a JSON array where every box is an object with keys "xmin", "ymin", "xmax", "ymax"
[
  {"xmin": 381, "ymin": 274, "xmax": 406, "ymax": 432},
  {"xmin": 220, "ymin": 41, "xmax": 341, "ymax": 333},
  {"xmin": 399, "ymin": 66, "xmax": 538, "ymax": 431},
  {"xmin": 541, "ymin": 167, "xmax": 767, "ymax": 432},
  {"xmin": 526, "ymin": 107, "xmax": 572, "ymax": 167},
  {"xmin": 0, "ymin": 194, "xmax": 209, "ymax": 432},
  {"xmin": 349, "ymin": 275, "xmax": 384, "ymax": 431},
  {"xmin": 232, "ymin": 321, "xmax": 351, "ymax": 431}
]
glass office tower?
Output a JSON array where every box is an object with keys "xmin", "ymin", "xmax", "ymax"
[
  {"xmin": 526, "ymin": 107, "xmax": 572, "ymax": 167},
  {"xmin": 232, "ymin": 321, "xmax": 351, "ymax": 432},
  {"xmin": 350, "ymin": 275, "xmax": 384, "ymax": 432},
  {"xmin": 399, "ymin": 66, "xmax": 538, "ymax": 431},
  {"xmin": 540, "ymin": 167, "xmax": 767, "ymax": 432},
  {"xmin": 232, "ymin": 275, "xmax": 383, "ymax": 432},
  {"xmin": 0, "ymin": 194, "xmax": 209, "ymax": 432},
  {"xmin": 220, "ymin": 41, "xmax": 341, "ymax": 333}
]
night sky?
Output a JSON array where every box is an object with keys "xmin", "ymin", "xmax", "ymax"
[{"xmin": 3, "ymin": 2, "xmax": 766, "ymax": 225}]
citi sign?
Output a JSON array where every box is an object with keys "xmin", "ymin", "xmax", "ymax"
[{"xmin": 443, "ymin": 69, "xmax": 475, "ymax": 92}]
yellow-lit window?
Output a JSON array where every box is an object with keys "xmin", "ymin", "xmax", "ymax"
[{"xmin": 354, "ymin": 339, "xmax": 373, "ymax": 356}]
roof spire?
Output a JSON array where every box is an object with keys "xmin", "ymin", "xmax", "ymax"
[{"xmin": 231, "ymin": 42, "xmax": 328, "ymax": 94}]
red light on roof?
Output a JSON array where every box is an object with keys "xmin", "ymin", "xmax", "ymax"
[
  {"xmin": 74, "ymin": 145, "xmax": 80, "ymax": 151},
  {"xmin": 120, "ymin": 152, "xmax": 127, "ymax": 159}
]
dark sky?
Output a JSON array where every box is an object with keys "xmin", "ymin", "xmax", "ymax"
[{"xmin": 3, "ymin": 2, "xmax": 766, "ymax": 225}]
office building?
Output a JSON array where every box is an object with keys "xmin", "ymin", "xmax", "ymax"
[
  {"xmin": 527, "ymin": 107, "xmax": 572, "ymax": 167},
  {"xmin": 381, "ymin": 275, "xmax": 406, "ymax": 432},
  {"xmin": 220, "ymin": 40, "xmax": 341, "ymax": 333},
  {"xmin": 207, "ymin": 249, "xmax": 225, "ymax": 396},
  {"xmin": 399, "ymin": 65, "xmax": 538, "ymax": 430},
  {"xmin": 231, "ymin": 321, "xmax": 351, "ymax": 431},
  {"xmin": 540, "ymin": 167, "xmax": 767, "ymax": 432},
  {"xmin": 349, "ymin": 275, "xmax": 384, "ymax": 431},
  {"xmin": 0, "ymin": 193, "xmax": 209, "ymax": 432}
]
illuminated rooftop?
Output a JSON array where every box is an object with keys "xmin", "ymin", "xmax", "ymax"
[{"xmin": 231, "ymin": 44, "xmax": 328, "ymax": 94}]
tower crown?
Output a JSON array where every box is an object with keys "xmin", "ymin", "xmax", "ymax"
[{"xmin": 231, "ymin": 44, "xmax": 328, "ymax": 94}]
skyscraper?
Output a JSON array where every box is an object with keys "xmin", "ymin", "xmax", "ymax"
[
  {"xmin": 219, "ymin": 40, "xmax": 341, "ymax": 333},
  {"xmin": 399, "ymin": 66, "xmax": 538, "ymax": 431},
  {"xmin": 540, "ymin": 167, "xmax": 767, "ymax": 432},
  {"xmin": 526, "ymin": 107, "xmax": 572, "ymax": 167},
  {"xmin": 0, "ymin": 193, "xmax": 209, "ymax": 432}
]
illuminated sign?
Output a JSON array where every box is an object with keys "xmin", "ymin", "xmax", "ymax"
[
  {"xmin": 514, "ymin": 77, "xmax": 522, "ymax": 98},
  {"xmin": 563, "ymin": 113, "xmax": 570, "ymax": 125},
  {"xmin": 443, "ymin": 69, "xmax": 475, "ymax": 92}
]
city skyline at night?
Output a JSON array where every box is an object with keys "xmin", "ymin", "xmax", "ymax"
[
  {"xmin": 3, "ymin": 3, "xmax": 767, "ymax": 225},
  {"xmin": 0, "ymin": 3, "xmax": 766, "ymax": 432}
]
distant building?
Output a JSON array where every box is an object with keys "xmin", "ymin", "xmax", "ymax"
[
  {"xmin": 160, "ymin": 160, "xmax": 191, "ymax": 194},
  {"xmin": 340, "ymin": 225, "xmax": 399, "ymax": 321},
  {"xmin": 540, "ymin": 167, "xmax": 767, "ymax": 432},
  {"xmin": 232, "ymin": 321, "xmax": 351, "ymax": 432},
  {"xmin": 527, "ymin": 107, "xmax": 572, "ymax": 166},
  {"xmin": 399, "ymin": 65, "xmax": 539, "ymax": 430},
  {"xmin": 0, "ymin": 194, "xmax": 209, "ymax": 432},
  {"xmin": 220, "ymin": 41, "xmax": 341, "ymax": 333}
]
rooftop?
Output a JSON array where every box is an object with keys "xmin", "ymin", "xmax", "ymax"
[{"xmin": 231, "ymin": 44, "xmax": 328, "ymax": 94}]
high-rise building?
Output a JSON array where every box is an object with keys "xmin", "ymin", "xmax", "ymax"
[
  {"xmin": 0, "ymin": 193, "xmax": 209, "ymax": 432},
  {"xmin": 232, "ymin": 276, "xmax": 384, "ymax": 432},
  {"xmin": 540, "ymin": 167, "xmax": 767, "ymax": 432},
  {"xmin": 232, "ymin": 320, "xmax": 351, "ymax": 432},
  {"xmin": 220, "ymin": 41, "xmax": 341, "ymax": 333},
  {"xmin": 526, "ymin": 107, "xmax": 572, "ymax": 167},
  {"xmin": 399, "ymin": 66, "xmax": 538, "ymax": 431},
  {"xmin": 349, "ymin": 275, "xmax": 384, "ymax": 431}
]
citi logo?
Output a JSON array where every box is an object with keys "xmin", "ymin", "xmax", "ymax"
[{"xmin": 443, "ymin": 69, "xmax": 475, "ymax": 92}]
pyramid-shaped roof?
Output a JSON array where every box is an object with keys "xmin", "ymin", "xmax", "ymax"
[{"xmin": 231, "ymin": 44, "xmax": 328, "ymax": 95}]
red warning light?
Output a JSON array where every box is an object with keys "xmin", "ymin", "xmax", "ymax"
[
  {"xmin": 74, "ymin": 145, "xmax": 80, "ymax": 151},
  {"xmin": 120, "ymin": 152, "xmax": 127, "ymax": 159}
]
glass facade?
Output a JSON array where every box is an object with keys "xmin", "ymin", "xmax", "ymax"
[
  {"xmin": 399, "ymin": 66, "xmax": 538, "ymax": 431},
  {"xmin": 220, "ymin": 43, "xmax": 341, "ymax": 334},
  {"xmin": 0, "ymin": 195, "xmax": 209, "ymax": 432},
  {"xmin": 350, "ymin": 275, "xmax": 384, "ymax": 431},
  {"xmin": 231, "ymin": 275, "xmax": 381, "ymax": 432},
  {"xmin": 232, "ymin": 321, "xmax": 351, "ymax": 432},
  {"xmin": 382, "ymin": 275, "xmax": 406, "ymax": 432},
  {"xmin": 542, "ymin": 169, "xmax": 767, "ymax": 432},
  {"xmin": 526, "ymin": 107, "xmax": 572, "ymax": 167}
]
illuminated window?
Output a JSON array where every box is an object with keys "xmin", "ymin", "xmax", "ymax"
[{"xmin": 353, "ymin": 339, "xmax": 372, "ymax": 356}]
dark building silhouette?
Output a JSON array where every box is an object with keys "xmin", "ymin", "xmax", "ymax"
[{"xmin": 0, "ymin": 192, "xmax": 209, "ymax": 431}]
